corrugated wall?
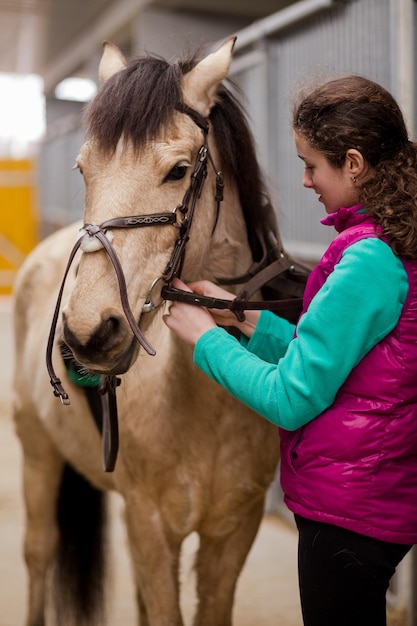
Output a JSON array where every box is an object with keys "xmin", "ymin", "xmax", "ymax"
[
  {"xmin": 231, "ymin": 0, "xmax": 413, "ymax": 261},
  {"xmin": 38, "ymin": 127, "xmax": 84, "ymax": 237}
]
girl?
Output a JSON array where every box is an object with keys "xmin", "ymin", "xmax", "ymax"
[{"xmin": 163, "ymin": 75, "xmax": 417, "ymax": 626}]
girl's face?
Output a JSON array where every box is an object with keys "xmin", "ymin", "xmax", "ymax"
[{"xmin": 294, "ymin": 132, "xmax": 360, "ymax": 214}]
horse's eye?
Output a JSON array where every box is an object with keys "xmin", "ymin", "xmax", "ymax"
[{"xmin": 164, "ymin": 164, "xmax": 187, "ymax": 182}]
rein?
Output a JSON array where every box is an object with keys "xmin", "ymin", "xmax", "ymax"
[{"xmin": 45, "ymin": 102, "xmax": 308, "ymax": 472}]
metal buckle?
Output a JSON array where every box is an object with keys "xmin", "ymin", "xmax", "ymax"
[{"xmin": 142, "ymin": 277, "xmax": 166, "ymax": 313}]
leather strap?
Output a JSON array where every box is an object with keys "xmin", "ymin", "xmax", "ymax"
[
  {"xmin": 101, "ymin": 213, "xmax": 177, "ymax": 229},
  {"xmin": 176, "ymin": 103, "xmax": 209, "ymax": 134},
  {"xmin": 161, "ymin": 255, "xmax": 306, "ymax": 322},
  {"xmin": 99, "ymin": 375, "xmax": 120, "ymax": 472}
]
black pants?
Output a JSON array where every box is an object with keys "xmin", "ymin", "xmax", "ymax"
[{"xmin": 295, "ymin": 514, "xmax": 412, "ymax": 626}]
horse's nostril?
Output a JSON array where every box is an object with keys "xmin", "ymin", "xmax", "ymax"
[
  {"xmin": 63, "ymin": 314, "xmax": 124, "ymax": 356},
  {"xmin": 91, "ymin": 316, "xmax": 120, "ymax": 348}
]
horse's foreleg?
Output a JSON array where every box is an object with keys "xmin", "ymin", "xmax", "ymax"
[
  {"xmin": 20, "ymin": 433, "xmax": 63, "ymax": 626},
  {"xmin": 194, "ymin": 499, "xmax": 265, "ymax": 626},
  {"xmin": 123, "ymin": 496, "xmax": 184, "ymax": 626}
]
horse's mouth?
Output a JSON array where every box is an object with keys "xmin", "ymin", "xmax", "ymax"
[{"xmin": 74, "ymin": 342, "xmax": 138, "ymax": 376}]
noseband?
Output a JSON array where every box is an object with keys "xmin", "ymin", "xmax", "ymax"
[{"xmin": 45, "ymin": 102, "xmax": 307, "ymax": 472}]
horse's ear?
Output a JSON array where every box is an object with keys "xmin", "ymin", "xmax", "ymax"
[
  {"xmin": 181, "ymin": 37, "xmax": 236, "ymax": 117},
  {"xmin": 99, "ymin": 41, "xmax": 127, "ymax": 83}
]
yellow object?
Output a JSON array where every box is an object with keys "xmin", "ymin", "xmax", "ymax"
[{"xmin": 0, "ymin": 159, "xmax": 38, "ymax": 295}]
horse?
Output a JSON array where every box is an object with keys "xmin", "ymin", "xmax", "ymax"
[{"xmin": 12, "ymin": 38, "xmax": 283, "ymax": 626}]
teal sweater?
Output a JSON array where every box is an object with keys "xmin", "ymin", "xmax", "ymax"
[{"xmin": 194, "ymin": 238, "xmax": 408, "ymax": 431}]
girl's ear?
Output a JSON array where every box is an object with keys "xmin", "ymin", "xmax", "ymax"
[{"xmin": 346, "ymin": 148, "xmax": 368, "ymax": 179}]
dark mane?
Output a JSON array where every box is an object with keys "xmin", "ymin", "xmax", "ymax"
[
  {"xmin": 84, "ymin": 49, "xmax": 269, "ymax": 261},
  {"xmin": 210, "ymin": 86, "xmax": 266, "ymax": 259},
  {"xmin": 84, "ymin": 54, "xmax": 186, "ymax": 153}
]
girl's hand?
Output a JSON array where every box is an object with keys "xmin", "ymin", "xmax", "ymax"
[
  {"xmin": 163, "ymin": 278, "xmax": 260, "ymax": 344},
  {"xmin": 163, "ymin": 279, "xmax": 217, "ymax": 346},
  {"xmin": 186, "ymin": 280, "xmax": 260, "ymax": 335}
]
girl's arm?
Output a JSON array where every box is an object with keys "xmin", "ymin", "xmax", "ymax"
[{"xmin": 193, "ymin": 238, "xmax": 408, "ymax": 430}]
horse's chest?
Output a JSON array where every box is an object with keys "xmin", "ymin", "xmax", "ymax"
[{"xmin": 118, "ymin": 422, "xmax": 261, "ymax": 534}]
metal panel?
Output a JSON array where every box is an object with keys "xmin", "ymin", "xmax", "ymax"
[
  {"xmin": 38, "ymin": 128, "xmax": 84, "ymax": 236},
  {"xmin": 415, "ymin": 0, "xmax": 417, "ymax": 134},
  {"xmin": 231, "ymin": 0, "xmax": 399, "ymax": 260}
]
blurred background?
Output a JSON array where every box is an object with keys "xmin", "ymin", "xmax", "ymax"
[{"xmin": 0, "ymin": 1, "xmax": 416, "ymax": 624}]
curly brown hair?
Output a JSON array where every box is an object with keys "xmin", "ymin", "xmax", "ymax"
[{"xmin": 293, "ymin": 75, "xmax": 417, "ymax": 258}]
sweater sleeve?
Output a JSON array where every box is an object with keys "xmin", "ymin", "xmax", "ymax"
[
  {"xmin": 239, "ymin": 310, "xmax": 295, "ymax": 363},
  {"xmin": 194, "ymin": 238, "xmax": 408, "ymax": 430}
]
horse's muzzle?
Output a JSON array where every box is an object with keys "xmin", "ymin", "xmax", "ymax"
[{"xmin": 62, "ymin": 312, "xmax": 139, "ymax": 375}]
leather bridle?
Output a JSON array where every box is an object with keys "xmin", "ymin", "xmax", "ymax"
[
  {"xmin": 45, "ymin": 102, "xmax": 307, "ymax": 472},
  {"xmin": 46, "ymin": 105, "xmax": 212, "ymax": 385}
]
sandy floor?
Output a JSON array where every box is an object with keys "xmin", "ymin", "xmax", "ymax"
[{"xmin": 0, "ymin": 296, "xmax": 303, "ymax": 626}]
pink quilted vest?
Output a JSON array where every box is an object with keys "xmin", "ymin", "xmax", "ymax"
[{"xmin": 280, "ymin": 206, "xmax": 417, "ymax": 543}]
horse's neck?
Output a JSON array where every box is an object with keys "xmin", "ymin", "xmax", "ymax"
[
  {"xmin": 126, "ymin": 322, "xmax": 195, "ymax": 391},
  {"xmin": 203, "ymin": 189, "xmax": 253, "ymax": 287}
]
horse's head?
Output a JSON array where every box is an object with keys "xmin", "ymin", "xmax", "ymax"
[{"xmin": 62, "ymin": 38, "xmax": 262, "ymax": 375}]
